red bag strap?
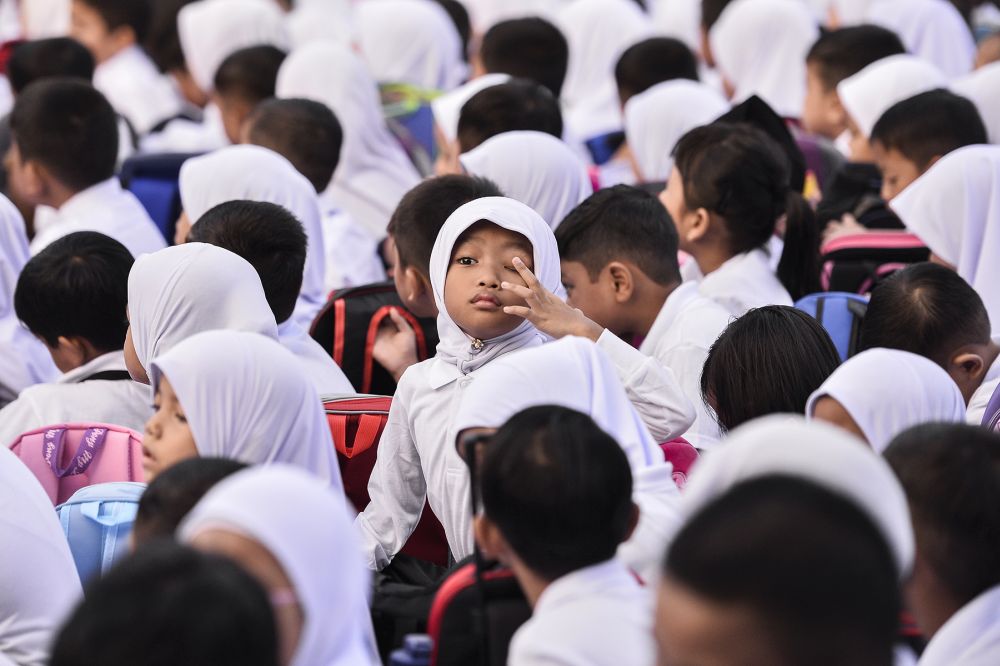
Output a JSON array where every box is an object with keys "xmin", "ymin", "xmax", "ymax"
[
  {"xmin": 363, "ymin": 305, "xmax": 397, "ymax": 393},
  {"xmin": 332, "ymin": 298, "xmax": 347, "ymax": 366}
]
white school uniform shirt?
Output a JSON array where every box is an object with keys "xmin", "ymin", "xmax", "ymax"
[
  {"xmin": 967, "ymin": 339, "xmax": 1000, "ymax": 425},
  {"xmin": 320, "ymin": 206, "xmax": 386, "ymax": 293},
  {"xmin": 918, "ymin": 584, "xmax": 1000, "ymax": 666},
  {"xmin": 507, "ymin": 559, "xmax": 655, "ymax": 666},
  {"xmin": 277, "ymin": 319, "xmax": 355, "ymax": 397},
  {"xmin": 866, "ymin": 0, "xmax": 975, "ymax": 79},
  {"xmin": 29, "ymin": 178, "xmax": 166, "ymax": 259},
  {"xmin": 695, "ymin": 248, "xmax": 792, "ymax": 318},
  {"xmin": 952, "ymin": 62, "xmax": 1000, "ymax": 145},
  {"xmin": 93, "ymin": 45, "xmax": 185, "ymax": 136}
]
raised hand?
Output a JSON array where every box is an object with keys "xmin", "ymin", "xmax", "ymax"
[{"xmin": 501, "ymin": 257, "xmax": 604, "ymax": 342}]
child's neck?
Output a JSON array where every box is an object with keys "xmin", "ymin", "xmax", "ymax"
[
  {"xmin": 690, "ymin": 244, "xmax": 735, "ymax": 277},
  {"xmin": 628, "ymin": 281, "xmax": 679, "ymax": 340}
]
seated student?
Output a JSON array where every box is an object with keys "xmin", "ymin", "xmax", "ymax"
[
  {"xmin": 212, "ymin": 45, "xmax": 286, "ymax": 144},
  {"xmin": 614, "ymin": 37, "xmax": 698, "ymax": 107},
  {"xmin": 142, "ymin": 0, "xmax": 206, "ymax": 110},
  {"xmin": 181, "ymin": 465, "xmax": 379, "ymax": 666},
  {"xmin": 0, "ymin": 232, "xmax": 147, "ymax": 444},
  {"xmin": 51, "ymin": 542, "xmax": 279, "ymax": 666},
  {"xmin": 884, "ymin": 424, "xmax": 1000, "ymax": 666},
  {"xmin": 807, "ymin": 348, "xmax": 966, "ymax": 453},
  {"xmin": 474, "ymin": 406, "xmax": 653, "ymax": 665},
  {"xmin": 244, "ymin": 98, "xmax": 385, "ymax": 291},
  {"xmin": 7, "ymin": 79, "xmax": 165, "ymax": 257}
]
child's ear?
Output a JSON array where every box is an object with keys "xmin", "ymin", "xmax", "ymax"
[
  {"xmin": 607, "ymin": 262, "xmax": 635, "ymax": 303},
  {"xmin": 622, "ymin": 502, "xmax": 641, "ymax": 544},
  {"xmin": 951, "ymin": 351, "xmax": 986, "ymax": 383},
  {"xmin": 685, "ymin": 208, "xmax": 712, "ymax": 244},
  {"xmin": 474, "ymin": 514, "xmax": 511, "ymax": 563}
]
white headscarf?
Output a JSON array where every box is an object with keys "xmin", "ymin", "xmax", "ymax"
[
  {"xmin": 150, "ymin": 331, "xmax": 341, "ymax": 488},
  {"xmin": 806, "ymin": 348, "xmax": 966, "ymax": 453},
  {"xmin": 0, "ymin": 445, "xmax": 82, "ymax": 665},
  {"xmin": 277, "ymin": 42, "xmax": 421, "ymax": 238},
  {"xmin": 889, "ymin": 145, "xmax": 1000, "ymax": 331},
  {"xmin": 461, "ymin": 0, "xmax": 567, "ymax": 33},
  {"xmin": 837, "ymin": 54, "xmax": 946, "ymax": 139},
  {"xmin": 682, "ymin": 415, "xmax": 915, "ymax": 578},
  {"xmin": 431, "ymin": 73, "xmax": 510, "ymax": 143},
  {"xmin": 952, "ymin": 62, "xmax": 1000, "ymax": 145},
  {"xmin": 178, "ymin": 0, "xmax": 291, "ymax": 94},
  {"xmin": 624, "ymin": 79, "xmax": 730, "ymax": 183},
  {"xmin": 180, "ymin": 465, "xmax": 376, "ymax": 666},
  {"xmin": 127, "ymin": 243, "xmax": 278, "ymax": 378},
  {"xmin": 648, "ymin": 0, "xmax": 701, "ymax": 51},
  {"xmin": 178, "ymin": 145, "xmax": 327, "ymax": 325},
  {"xmin": 709, "ymin": 0, "xmax": 819, "ymax": 119},
  {"xmin": 459, "ymin": 131, "xmax": 593, "ymax": 229},
  {"xmin": 866, "ymin": 0, "xmax": 975, "ymax": 79},
  {"xmin": 286, "ymin": 0, "xmax": 355, "ymax": 48}
]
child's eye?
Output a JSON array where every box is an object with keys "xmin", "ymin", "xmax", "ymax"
[
  {"xmin": 175, "ymin": 412, "xmax": 188, "ymax": 424},
  {"xmin": 456, "ymin": 257, "xmax": 476, "ymax": 266}
]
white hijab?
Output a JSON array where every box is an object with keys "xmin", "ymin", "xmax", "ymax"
[
  {"xmin": 459, "ymin": 131, "xmax": 593, "ymax": 229},
  {"xmin": 286, "ymin": 0, "xmax": 355, "ymax": 48},
  {"xmin": 682, "ymin": 415, "xmax": 915, "ymax": 578},
  {"xmin": 127, "ymin": 243, "xmax": 278, "ymax": 378},
  {"xmin": 150, "ymin": 331, "xmax": 341, "ymax": 488},
  {"xmin": 890, "ymin": 145, "xmax": 1000, "ymax": 331},
  {"xmin": 837, "ymin": 54, "xmax": 946, "ymax": 139},
  {"xmin": 648, "ymin": 0, "xmax": 701, "ymax": 51},
  {"xmin": 624, "ymin": 79, "xmax": 730, "ymax": 183},
  {"xmin": 806, "ymin": 348, "xmax": 966, "ymax": 453},
  {"xmin": 180, "ymin": 465, "xmax": 376, "ymax": 666},
  {"xmin": 277, "ymin": 42, "xmax": 421, "ymax": 238},
  {"xmin": 709, "ymin": 0, "xmax": 819, "ymax": 119},
  {"xmin": 952, "ymin": 62, "xmax": 1000, "ymax": 145},
  {"xmin": 866, "ymin": 0, "xmax": 975, "ymax": 79},
  {"xmin": 178, "ymin": 145, "xmax": 327, "ymax": 325},
  {"xmin": 431, "ymin": 73, "xmax": 510, "ymax": 143}
]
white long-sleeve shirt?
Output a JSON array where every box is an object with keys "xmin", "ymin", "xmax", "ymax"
[
  {"xmin": 277, "ymin": 319, "xmax": 356, "ymax": 397},
  {"xmin": 695, "ymin": 247, "xmax": 793, "ymax": 318},
  {"xmin": 321, "ymin": 207, "xmax": 385, "ymax": 293},
  {"xmin": 94, "ymin": 45, "xmax": 185, "ymax": 136},
  {"xmin": 918, "ymin": 584, "xmax": 1000, "ymax": 666}
]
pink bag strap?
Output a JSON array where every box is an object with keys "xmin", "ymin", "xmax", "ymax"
[{"xmin": 42, "ymin": 427, "xmax": 110, "ymax": 479}]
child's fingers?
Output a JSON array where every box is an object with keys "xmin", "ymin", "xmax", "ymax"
[
  {"xmin": 511, "ymin": 257, "xmax": 540, "ymax": 289},
  {"xmin": 388, "ymin": 307, "xmax": 414, "ymax": 332},
  {"xmin": 500, "ymin": 281, "xmax": 534, "ymax": 300},
  {"xmin": 502, "ymin": 305, "xmax": 533, "ymax": 320}
]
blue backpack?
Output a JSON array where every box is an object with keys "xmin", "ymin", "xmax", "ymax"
[{"xmin": 795, "ymin": 292, "xmax": 869, "ymax": 362}]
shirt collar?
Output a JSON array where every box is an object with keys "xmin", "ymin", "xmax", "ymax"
[
  {"xmin": 57, "ymin": 178, "xmax": 123, "ymax": 220},
  {"xmin": 58, "ymin": 350, "xmax": 128, "ymax": 384},
  {"xmin": 639, "ymin": 281, "xmax": 700, "ymax": 355}
]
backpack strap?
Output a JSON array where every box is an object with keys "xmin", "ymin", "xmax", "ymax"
[{"xmin": 81, "ymin": 370, "xmax": 133, "ymax": 382}]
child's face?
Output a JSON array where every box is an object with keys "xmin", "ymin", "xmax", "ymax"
[
  {"xmin": 390, "ymin": 237, "xmax": 437, "ymax": 318},
  {"xmin": 561, "ymin": 260, "xmax": 627, "ymax": 336},
  {"xmin": 802, "ymin": 63, "xmax": 847, "ymax": 140},
  {"xmin": 846, "ymin": 115, "xmax": 875, "ymax": 163},
  {"xmin": 142, "ymin": 375, "xmax": 198, "ymax": 482},
  {"xmin": 871, "ymin": 141, "xmax": 923, "ymax": 201},
  {"xmin": 443, "ymin": 222, "xmax": 534, "ymax": 341},
  {"xmin": 4, "ymin": 141, "xmax": 44, "ymax": 207},
  {"xmin": 214, "ymin": 92, "xmax": 254, "ymax": 145},
  {"xmin": 70, "ymin": 0, "xmax": 130, "ymax": 64}
]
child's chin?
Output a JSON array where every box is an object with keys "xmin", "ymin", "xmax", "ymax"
[{"xmin": 457, "ymin": 312, "xmax": 522, "ymax": 341}]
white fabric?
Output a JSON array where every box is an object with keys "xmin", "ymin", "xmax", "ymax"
[
  {"xmin": 320, "ymin": 208, "xmax": 386, "ymax": 292},
  {"xmin": 460, "ymin": 0, "xmax": 566, "ymax": 33},
  {"xmin": 952, "ymin": 62, "xmax": 1000, "ymax": 145},
  {"xmin": 624, "ymin": 80, "xmax": 730, "ymax": 183},
  {"xmin": 918, "ymin": 583, "xmax": 1000, "ymax": 666},
  {"xmin": 0, "ymin": 445, "xmax": 82, "ymax": 666},
  {"xmin": 93, "ymin": 45, "xmax": 185, "ymax": 135},
  {"xmin": 139, "ymin": 103, "xmax": 230, "ymax": 154},
  {"xmin": 866, "ymin": 0, "xmax": 975, "ymax": 79},
  {"xmin": 127, "ymin": 243, "xmax": 278, "ymax": 378},
  {"xmin": 29, "ymin": 178, "xmax": 166, "ymax": 259},
  {"xmin": 276, "ymin": 319, "xmax": 355, "ymax": 397},
  {"xmin": 890, "ymin": 146, "xmax": 1000, "ymax": 332},
  {"xmin": 277, "ymin": 42, "xmax": 421, "ymax": 238},
  {"xmin": 709, "ymin": 0, "xmax": 819, "ymax": 119},
  {"xmin": 356, "ymin": 0, "xmax": 465, "ymax": 91},
  {"xmin": 967, "ymin": 340, "xmax": 1000, "ymax": 425},
  {"xmin": 178, "ymin": 145, "xmax": 327, "ymax": 325},
  {"xmin": 286, "ymin": 0, "xmax": 354, "ymax": 47},
  {"xmin": 180, "ymin": 465, "xmax": 376, "ymax": 666},
  {"xmin": 683, "ymin": 414, "xmax": 915, "ymax": 577},
  {"xmin": 696, "ymin": 248, "xmax": 792, "ymax": 318},
  {"xmin": 830, "ymin": 0, "xmax": 881, "ymax": 25},
  {"xmin": 648, "ymin": 0, "xmax": 701, "ymax": 51},
  {"xmin": 20, "ymin": 0, "xmax": 69, "ymax": 38},
  {"xmin": 431, "ymin": 73, "xmax": 510, "ymax": 143},
  {"xmin": 459, "ymin": 131, "xmax": 593, "ymax": 229},
  {"xmin": 806, "ymin": 348, "xmax": 966, "ymax": 453},
  {"xmin": 837, "ymin": 54, "xmax": 946, "ymax": 139}
]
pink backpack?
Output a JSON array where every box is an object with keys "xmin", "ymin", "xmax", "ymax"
[{"xmin": 9, "ymin": 424, "xmax": 145, "ymax": 504}]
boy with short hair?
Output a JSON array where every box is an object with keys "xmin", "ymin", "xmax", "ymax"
[
  {"xmin": 212, "ymin": 45, "xmax": 286, "ymax": 144},
  {"xmin": 614, "ymin": 36, "xmax": 698, "ymax": 107},
  {"xmin": 474, "ymin": 17, "xmax": 569, "ymax": 97}
]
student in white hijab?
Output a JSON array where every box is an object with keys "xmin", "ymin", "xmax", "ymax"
[
  {"xmin": 648, "ymin": 0, "xmax": 701, "ymax": 51},
  {"xmin": 181, "ymin": 465, "xmax": 377, "ymax": 666},
  {"xmin": 866, "ymin": 0, "xmax": 975, "ymax": 79},
  {"xmin": 458, "ymin": 131, "xmax": 593, "ymax": 229},
  {"xmin": 177, "ymin": 145, "xmax": 327, "ymax": 326},
  {"xmin": 0, "ymin": 445, "xmax": 82, "ymax": 666},
  {"xmin": 286, "ymin": 0, "xmax": 355, "ymax": 48},
  {"xmin": 276, "ymin": 42, "xmax": 421, "ymax": 239},
  {"xmin": 952, "ymin": 62, "xmax": 1000, "ymax": 145},
  {"xmin": 806, "ymin": 348, "xmax": 966, "ymax": 453},
  {"xmin": 890, "ymin": 145, "xmax": 1000, "ymax": 331}
]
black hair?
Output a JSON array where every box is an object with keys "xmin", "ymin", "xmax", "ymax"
[
  {"xmin": 133, "ymin": 458, "xmax": 249, "ymax": 547},
  {"xmin": 51, "ymin": 540, "xmax": 279, "ymax": 666},
  {"xmin": 75, "ymin": 0, "xmax": 151, "ymax": 43},
  {"xmin": 665, "ymin": 475, "xmax": 900, "ymax": 666},
  {"xmin": 672, "ymin": 122, "xmax": 821, "ymax": 300},
  {"xmin": 245, "ymin": 98, "xmax": 343, "ymax": 194},
  {"xmin": 387, "ymin": 175, "xmax": 503, "ymax": 273},
  {"xmin": 435, "ymin": 0, "xmax": 471, "ymax": 62},
  {"xmin": 480, "ymin": 406, "xmax": 634, "ymax": 581},
  {"xmin": 701, "ymin": 305, "xmax": 840, "ymax": 432},
  {"xmin": 213, "ymin": 45, "xmax": 286, "ymax": 103},
  {"xmin": 143, "ymin": 0, "xmax": 196, "ymax": 73},
  {"xmin": 479, "ymin": 17, "xmax": 569, "ymax": 97},
  {"xmin": 614, "ymin": 37, "xmax": 698, "ymax": 104},
  {"xmin": 701, "ymin": 0, "xmax": 735, "ymax": 29},
  {"xmin": 555, "ymin": 184, "xmax": 681, "ymax": 285},
  {"xmin": 7, "ymin": 38, "xmax": 95, "ymax": 95},
  {"xmin": 457, "ymin": 79, "xmax": 563, "ymax": 153},
  {"xmin": 870, "ymin": 90, "xmax": 987, "ymax": 171},
  {"xmin": 10, "ymin": 79, "xmax": 118, "ymax": 191},
  {"xmin": 884, "ymin": 424, "xmax": 1000, "ymax": 609},
  {"xmin": 859, "ymin": 263, "xmax": 992, "ymax": 366},
  {"xmin": 806, "ymin": 25, "xmax": 906, "ymax": 91},
  {"xmin": 14, "ymin": 231, "xmax": 133, "ymax": 353},
  {"xmin": 187, "ymin": 200, "xmax": 306, "ymax": 325}
]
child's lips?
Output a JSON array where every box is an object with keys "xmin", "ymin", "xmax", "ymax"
[{"xmin": 471, "ymin": 293, "xmax": 502, "ymax": 310}]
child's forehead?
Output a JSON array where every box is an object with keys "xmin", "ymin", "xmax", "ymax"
[{"xmin": 453, "ymin": 220, "xmax": 533, "ymax": 251}]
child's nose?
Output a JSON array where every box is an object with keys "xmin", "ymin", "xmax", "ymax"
[{"xmin": 144, "ymin": 416, "xmax": 160, "ymax": 440}]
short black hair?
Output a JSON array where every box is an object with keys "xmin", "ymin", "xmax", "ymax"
[
  {"xmin": 870, "ymin": 90, "xmax": 987, "ymax": 171},
  {"xmin": 701, "ymin": 305, "xmax": 840, "ymax": 432},
  {"xmin": 806, "ymin": 25, "xmax": 906, "ymax": 91},
  {"xmin": 7, "ymin": 38, "xmax": 95, "ymax": 95},
  {"xmin": 245, "ymin": 98, "xmax": 343, "ymax": 193},
  {"xmin": 435, "ymin": 0, "xmax": 471, "ymax": 62},
  {"xmin": 144, "ymin": 0, "xmax": 195, "ymax": 73},
  {"xmin": 75, "ymin": 0, "xmax": 151, "ymax": 43},
  {"xmin": 51, "ymin": 540, "xmax": 279, "ymax": 666},
  {"xmin": 701, "ymin": 0, "xmax": 735, "ymax": 29},
  {"xmin": 665, "ymin": 475, "xmax": 900, "ymax": 666},
  {"xmin": 614, "ymin": 37, "xmax": 698, "ymax": 104},
  {"xmin": 10, "ymin": 79, "xmax": 118, "ymax": 191},
  {"xmin": 480, "ymin": 17, "xmax": 569, "ymax": 97},
  {"xmin": 859, "ymin": 263, "xmax": 992, "ymax": 367},
  {"xmin": 480, "ymin": 406, "xmax": 634, "ymax": 581},
  {"xmin": 387, "ymin": 175, "xmax": 503, "ymax": 273},
  {"xmin": 213, "ymin": 45, "xmax": 286, "ymax": 104},
  {"xmin": 457, "ymin": 79, "xmax": 563, "ymax": 153},
  {"xmin": 556, "ymin": 184, "xmax": 681, "ymax": 285},
  {"xmin": 14, "ymin": 231, "xmax": 133, "ymax": 353},
  {"xmin": 133, "ymin": 458, "xmax": 249, "ymax": 547},
  {"xmin": 885, "ymin": 424, "xmax": 1000, "ymax": 609},
  {"xmin": 187, "ymin": 200, "xmax": 306, "ymax": 325}
]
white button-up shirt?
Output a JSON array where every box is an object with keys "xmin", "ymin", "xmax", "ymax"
[
  {"xmin": 919, "ymin": 584, "xmax": 1000, "ymax": 666},
  {"xmin": 696, "ymin": 247, "xmax": 793, "ymax": 318}
]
